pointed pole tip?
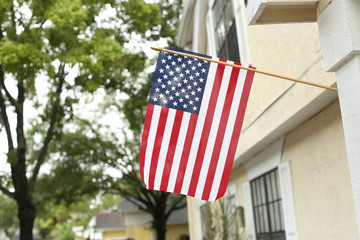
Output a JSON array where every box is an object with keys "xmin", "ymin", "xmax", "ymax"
[{"xmin": 151, "ymin": 46, "xmax": 162, "ymax": 51}]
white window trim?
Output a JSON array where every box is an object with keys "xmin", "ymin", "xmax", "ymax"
[
  {"xmin": 243, "ymin": 138, "xmax": 298, "ymax": 240},
  {"xmin": 206, "ymin": 0, "xmax": 251, "ymax": 65}
]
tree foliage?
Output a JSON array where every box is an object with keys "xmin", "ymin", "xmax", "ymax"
[{"xmin": 0, "ymin": 0, "xmax": 183, "ymax": 239}]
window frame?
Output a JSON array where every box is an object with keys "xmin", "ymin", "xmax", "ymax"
[
  {"xmin": 206, "ymin": 0, "xmax": 251, "ymax": 65},
  {"xmin": 250, "ymin": 168, "xmax": 286, "ymax": 240}
]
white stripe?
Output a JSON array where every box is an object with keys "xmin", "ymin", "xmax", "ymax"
[
  {"xmin": 181, "ymin": 60, "xmax": 219, "ymax": 195},
  {"xmin": 167, "ymin": 112, "xmax": 191, "ymax": 192},
  {"xmin": 208, "ymin": 69, "xmax": 247, "ymax": 201},
  {"xmin": 153, "ymin": 108, "xmax": 176, "ymax": 190},
  {"xmin": 194, "ymin": 63, "xmax": 233, "ymax": 199},
  {"xmin": 143, "ymin": 105, "xmax": 162, "ymax": 187}
]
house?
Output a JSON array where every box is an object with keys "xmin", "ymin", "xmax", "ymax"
[
  {"xmin": 176, "ymin": 0, "xmax": 360, "ymax": 239},
  {"xmin": 95, "ymin": 199, "xmax": 189, "ymax": 240}
]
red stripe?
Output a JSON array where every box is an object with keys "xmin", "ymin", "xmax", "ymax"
[
  {"xmin": 173, "ymin": 114, "xmax": 198, "ymax": 194},
  {"xmin": 140, "ymin": 104, "xmax": 154, "ymax": 183},
  {"xmin": 216, "ymin": 69, "xmax": 254, "ymax": 200},
  {"xmin": 188, "ymin": 60, "xmax": 226, "ymax": 197},
  {"xmin": 148, "ymin": 107, "xmax": 169, "ymax": 190},
  {"xmin": 201, "ymin": 63, "xmax": 241, "ymax": 200},
  {"xmin": 160, "ymin": 110, "xmax": 184, "ymax": 191}
]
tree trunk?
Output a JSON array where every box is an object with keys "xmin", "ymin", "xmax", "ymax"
[
  {"xmin": 154, "ymin": 221, "xmax": 167, "ymax": 240},
  {"xmin": 17, "ymin": 197, "xmax": 36, "ymax": 240}
]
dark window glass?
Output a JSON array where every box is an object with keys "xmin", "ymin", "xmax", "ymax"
[
  {"xmin": 250, "ymin": 169, "xmax": 286, "ymax": 240},
  {"xmin": 212, "ymin": 0, "xmax": 240, "ymax": 63}
]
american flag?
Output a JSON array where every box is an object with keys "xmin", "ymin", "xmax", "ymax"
[{"xmin": 140, "ymin": 48, "xmax": 254, "ymax": 201}]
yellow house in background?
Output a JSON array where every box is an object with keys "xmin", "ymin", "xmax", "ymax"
[
  {"xmin": 95, "ymin": 199, "xmax": 189, "ymax": 240},
  {"xmin": 176, "ymin": 0, "xmax": 360, "ymax": 239}
]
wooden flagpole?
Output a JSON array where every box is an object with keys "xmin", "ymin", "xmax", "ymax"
[{"xmin": 151, "ymin": 47, "xmax": 338, "ymax": 92}]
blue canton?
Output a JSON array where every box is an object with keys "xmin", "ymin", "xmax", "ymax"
[{"xmin": 149, "ymin": 48, "xmax": 211, "ymax": 115}]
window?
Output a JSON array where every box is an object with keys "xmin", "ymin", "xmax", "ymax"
[
  {"xmin": 212, "ymin": 0, "xmax": 240, "ymax": 62},
  {"xmin": 250, "ymin": 169, "xmax": 286, "ymax": 240}
]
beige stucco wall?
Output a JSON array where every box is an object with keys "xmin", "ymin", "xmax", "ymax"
[
  {"xmin": 281, "ymin": 100, "xmax": 358, "ymax": 239},
  {"xmin": 243, "ymin": 22, "xmax": 325, "ymax": 129},
  {"xmin": 166, "ymin": 223, "xmax": 190, "ymax": 240},
  {"xmin": 103, "ymin": 229, "xmax": 126, "ymax": 239}
]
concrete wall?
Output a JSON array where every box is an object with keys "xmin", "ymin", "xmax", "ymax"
[{"xmin": 281, "ymin": 100, "xmax": 358, "ymax": 240}]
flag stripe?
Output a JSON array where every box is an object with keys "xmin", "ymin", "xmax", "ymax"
[
  {"xmin": 140, "ymin": 104, "xmax": 154, "ymax": 182},
  {"xmin": 194, "ymin": 63, "xmax": 234, "ymax": 199},
  {"xmin": 154, "ymin": 108, "xmax": 177, "ymax": 190},
  {"xmin": 208, "ymin": 68, "xmax": 248, "ymax": 201},
  {"xmin": 148, "ymin": 107, "xmax": 169, "ymax": 190},
  {"xmin": 180, "ymin": 60, "xmax": 220, "ymax": 195},
  {"xmin": 215, "ymin": 69, "xmax": 255, "ymax": 200},
  {"xmin": 174, "ymin": 113, "xmax": 198, "ymax": 194},
  {"xmin": 144, "ymin": 105, "xmax": 161, "ymax": 187},
  {"xmin": 187, "ymin": 59, "xmax": 227, "ymax": 197},
  {"xmin": 167, "ymin": 112, "xmax": 191, "ymax": 193},
  {"xmin": 159, "ymin": 110, "xmax": 184, "ymax": 191},
  {"xmin": 200, "ymin": 64, "xmax": 241, "ymax": 200}
]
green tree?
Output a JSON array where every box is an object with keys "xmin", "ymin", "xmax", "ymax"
[{"xmin": 0, "ymin": 0, "xmax": 182, "ymax": 239}]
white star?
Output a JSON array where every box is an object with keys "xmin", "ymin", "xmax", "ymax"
[
  {"xmin": 197, "ymin": 62, "xmax": 202, "ymax": 67},
  {"xmin": 201, "ymin": 68, "xmax": 206, "ymax": 73},
  {"xmin": 185, "ymin": 69, "xmax": 190, "ymax": 74},
  {"xmin": 171, "ymin": 86, "xmax": 176, "ymax": 91},
  {"xmin": 191, "ymin": 91, "xmax": 196, "ymax": 95},
  {"xmin": 189, "ymin": 100, "xmax": 194, "ymax": 105},
  {"xmin": 177, "ymin": 57, "xmax": 182, "ymax": 62},
  {"xmin": 163, "ymin": 74, "xmax": 168, "ymax": 79},
  {"xmin": 175, "ymin": 67, "xmax": 180, "ymax": 72},
  {"xmin": 195, "ymin": 72, "xmax": 200, "ymax": 77},
  {"xmin": 179, "ymin": 98, "xmax": 184, "ymax": 103},
  {"xmin": 183, "ymin": 104, "xmax": 188, "ymax": 108},
  {"xmin": 187, "ymin": 60, "xmax": 192, "ymax": 65},
  {"xmin": 173, "ymin": 101, "xmax": 178, "ymax": 106},
  {"xmin": 189, "ymin": 75, "xmax": 194, "ymax": 80},
  {"xmin": 165, "ymin": 65, "xmax": 170, "ymax": 70},
  {"xmin": 157, "ymin": 78, "xmax": 162, "ymax": 83},
  {"xmin": 173, "ymin": 77, "xmax": 178, "ymax": 81},
  {"xmin": 177, "ymin": 82, "xmax": 182, "ymax": 87},
  {"xmin": 155, "ymin": 88, "xmax": 160, "ymax": 92},
  {"xmin": 183, "ymin": 79, "xmax": 188, "ymax": 84},
  {"xmin": 181, "ymin": 88, "xmax": 186, "ymax": 93},
  {"xmin": 185, "ymin": 94, "xmax": 190, "ymax": 99},
  {"xmin": 165, "ymin": 90, "xmax": 170, "ymax": 95},
  {"xmin": 181, "ymin": 63, "xmax": 186, "ymax": 68},
  {"xmin": 175, "ymin": 92, "xmax": 180, "ymax": 97},
  {"xmin": 187, "ymin": 85, "xmax": 191, "ymax": 90},
  {"xmin": 191, "ymin": 66, "xmax": 196, "ymax": 71},
  {"xmin": 171, "ymin": 61, "xmax": 176, "ymax": 66},
  {"xmin": 167, "ymin": 80, "xmax": 171, "ymax": 85},
  {"xmin": 193, "ymin": 81, "xmax": 198, "ymax": 86},
  {"xmin": 169, "ymin": 70, "xmax": 174, "ymax": 76},
  {"xmin": 161, "ymin": 84, "xmax": 166, "ymax": 88},
  {"xmin": 169, "ymin": 96, "xmax": 174, "ymax": 100},
  {"xmin": 163, "ymin": 98, "xmax": 168, "ymax": 104},
  {"xmin": 167, "ymin": 55, "xmax": 172, "ymax": 60},
  {"xmin": 193, "ymin": 106, "xmax": 197, "ymax": 111},
  {"xmin": 153, "ymin": 97, "xmax": 158, "ymax": 101},
  {"xmin": 159, "ymin": 93, "xmax": 164, "ymax": 98},
  {"xmin": 161, "ymin": 59, "xmax": 166, "ymax": 64},
  {"xmin": 179, "ymin": 73, "xmax": 184, "ymax": 78},
  {"xmin": 199, "ymin": 78, "xmax": 204, "ymax": 82},
  {"xmin": 159, "ymin": 68, "xmax": 164, "ymax": 73},
  {"xmin": 197, "ymin": 87, "xmax": 202, "ymax": 92},
  {"xmin": 195, "ymin": 97, "xmax": 200, "ymax": 101}
]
